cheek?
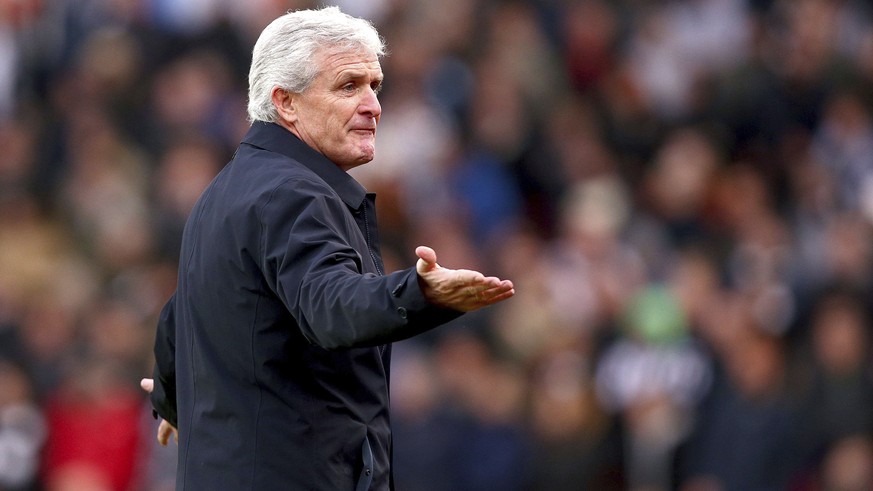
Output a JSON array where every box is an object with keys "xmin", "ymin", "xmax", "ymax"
[{"xmin": 328, "ymin": 114, "xmax": 349, "ymax": 139}]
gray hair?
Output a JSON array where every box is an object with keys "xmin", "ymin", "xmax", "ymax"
[{"xmin": 246, "ymin": 6, "xmax": 386, "ymax": 123}]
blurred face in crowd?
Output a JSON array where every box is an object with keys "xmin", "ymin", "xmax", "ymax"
[{"xmin": 274, "ymin": 46, "xmax": 383, "ymax": 171}]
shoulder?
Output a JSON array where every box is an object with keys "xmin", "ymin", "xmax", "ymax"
[
  {"xmin": 226, "ymin": 144, "xmax": 338, "ymax": 204},
  {"xmin": 221, "ymin": 146, "xmax": 346, "ymax": 229}
]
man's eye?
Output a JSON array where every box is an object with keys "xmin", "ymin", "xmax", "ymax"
[
  {"xmin": 342, "ymin": 83, "xmax": 356, "ymax": 92},
  {"xmin": 371, "ymin": 82, "xmax": 383, "ymax": 95}
]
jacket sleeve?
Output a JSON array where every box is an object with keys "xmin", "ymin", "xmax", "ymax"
[
  {"xmin": 259, "ymin": 177, "xmax": 461, "ymax": 349},
  {"xmin": 150, "ymin": 293, "xmax": 178, "ymax": 427}
]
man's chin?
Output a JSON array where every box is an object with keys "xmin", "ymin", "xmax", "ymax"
[
  {"xmin": 356, "ymin": 142, "xmax": 376, "ymax": 163},
  {"xmin": 336, "ymin": 149, "xmax": 375, "ymax": 171}
]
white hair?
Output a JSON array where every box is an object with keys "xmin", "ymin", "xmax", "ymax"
[{"xmin": 246, "ymin": 6, "xmax": 386, "ymax": 123}]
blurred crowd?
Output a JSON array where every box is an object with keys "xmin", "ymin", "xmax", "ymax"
[{"xmin": 1, "ymin": 0, "xmax": 873, "ymax": 490}]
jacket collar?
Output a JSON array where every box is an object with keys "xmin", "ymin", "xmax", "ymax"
[{"xmin": 241, "ymin": 121, "xmax": 368, "ymax": 210}]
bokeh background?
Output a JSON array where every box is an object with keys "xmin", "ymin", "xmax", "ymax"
[{"xmin": 2, "ymin": 0, "xmax": 873, "ymax": 490}]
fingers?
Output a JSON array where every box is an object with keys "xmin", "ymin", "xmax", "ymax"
[
  {"xmin": 472, "ymin": 280, "xmax": 515, "ymax": 305},
  {"xmin": 479, "ymin": 280, "xmax": 515, "ymax": 298},
  {"xmin": 447, "ymin": 279, "xmax": 514, "ymax": 311},
  {"xmin": 157, "ymin": 419, "xmax": 178, "ymax": 446},
  {"xmin": 463, "ymin": 276, "xmax": 511, "ymax": 294},
  {"xmin": 144, "ymin": 380, "xmax": 178, "ymax": 447},
  {"xmin": 479, "ymin": 285, "xmax": 515, "ymax": 305},
  {"xmin": 144, "ymin": 380, "xmax": 178, "ymax": 446}
]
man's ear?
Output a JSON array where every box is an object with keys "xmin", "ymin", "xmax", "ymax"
[{"xmin": 271, "ymin": 87, "xmax": 297, "ymax": 126}]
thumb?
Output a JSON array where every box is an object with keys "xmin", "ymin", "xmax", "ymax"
[
  {"xmin": 140, "ymin": 378, "xmax": 154, "ymax": 393},
  {"xmin": 415, "ymin": 246, "xmax": 438, "ymax": 274}
]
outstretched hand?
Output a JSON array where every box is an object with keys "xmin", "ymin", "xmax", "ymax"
[
  {"xmin": 415, "ymin": 246, "xmax": 514, "ymax": 312},
  {"xmin": 140, "ymin": 378, "xmax": 178, "ymax": 446}
]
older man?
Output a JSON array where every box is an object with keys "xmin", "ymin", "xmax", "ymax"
[{"xmin": 143, "ymin": 6, "xmax": 514, "ymax": 491}]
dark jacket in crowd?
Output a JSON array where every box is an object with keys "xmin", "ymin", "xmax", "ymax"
[{"xmin": 150, "ymin": 121, "xmax": 460, "ymax": 491}]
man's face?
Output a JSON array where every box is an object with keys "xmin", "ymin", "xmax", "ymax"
[{"xmin": 289, "ymin": 47, "xmax": 383, "ymax": 171}]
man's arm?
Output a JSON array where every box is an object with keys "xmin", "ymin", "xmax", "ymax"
[
  {"xmin": 150, "ymin": 293, "xmax": 178, "ymax": 428},
  {"xmin": 261, "ymin": 178, "xmax": 513, "ymax": 349}
]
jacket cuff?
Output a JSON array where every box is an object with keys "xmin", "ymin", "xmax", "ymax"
[
  {"xmin": 149, "ymin": 366, "xmax": 178, "ymax": 428},
  {"xmin": 390, "ymin": 267, "xmax": 464, "ymax": 329}
]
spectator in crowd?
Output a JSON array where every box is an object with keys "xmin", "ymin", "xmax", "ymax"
[
  {"xmin": 798, "ymin": 291, "xmax": 873, "ymax": 462},
  {"xmin": 0, "ymin": 360, "xmax": 45, "ymax": 491},
  {"xmin": 680, "ymin": 323, "xmax": 803, "ymax": 490}
]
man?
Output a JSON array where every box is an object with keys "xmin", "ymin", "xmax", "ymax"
[{"xmin": 141, "ymin": 6, "xmax": 514, "ymax": 491}]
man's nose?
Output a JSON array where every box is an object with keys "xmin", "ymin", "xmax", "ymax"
[{"xmin": 359, "ymin": 87, "xmax": 381, "ymax": 118}]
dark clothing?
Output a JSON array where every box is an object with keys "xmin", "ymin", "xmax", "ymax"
[
  {"xmin": 679, "ymin": 371, "xmax": 803, "ymax": 491},
  {"xmin": 150, "ymin": 121, "xmax": 460, "ymax": 491}
]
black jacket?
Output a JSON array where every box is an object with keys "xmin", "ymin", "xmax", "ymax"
[{"xmin": 150, "ymin": 121, "xmax": 460, "ymax": 490}]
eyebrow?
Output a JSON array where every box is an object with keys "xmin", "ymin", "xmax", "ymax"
[{"xmin": 334, "ymin": 69, "xmax": 383, "ymax": 84}]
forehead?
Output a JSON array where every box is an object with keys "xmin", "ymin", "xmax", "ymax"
[{"xmin": 314, "ymin": 46, "xmax": 382, "ymax": 79}]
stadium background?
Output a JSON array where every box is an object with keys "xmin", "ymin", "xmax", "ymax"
[{"xmin": 1, "ymin": 0, "xmax": 872, "ymax": 489}]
